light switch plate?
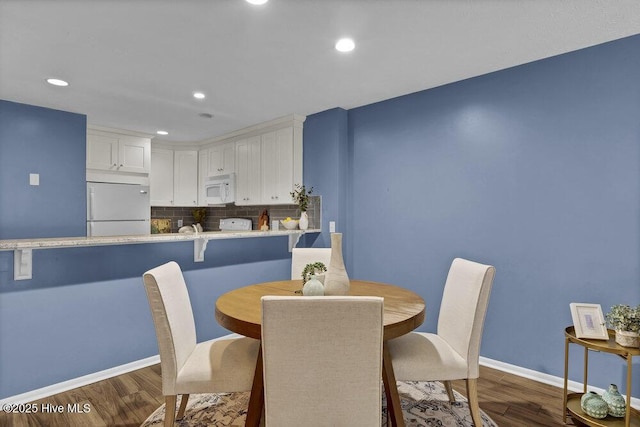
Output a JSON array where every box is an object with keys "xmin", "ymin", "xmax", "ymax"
[
  {"xmin": 29, "ymin": 173, "xmax": 39, "ymax": 186},
  {"xmin": 329, "ymin": 221, "xmax": 336, "ymax": 232}
]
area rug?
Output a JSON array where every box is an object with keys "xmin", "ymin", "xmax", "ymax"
[{"xmin": 141, "ymin": 381, "xmax": 498, "ymax": 427}]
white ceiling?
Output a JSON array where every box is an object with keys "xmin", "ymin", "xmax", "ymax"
[{"xmin": 1, "ymin": 0, "xmax": 640, "ymax": 143}]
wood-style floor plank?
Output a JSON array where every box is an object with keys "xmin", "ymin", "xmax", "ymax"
[{"xmin": 1, "ymin": 364, "xmax": 581, "ymax": 427}]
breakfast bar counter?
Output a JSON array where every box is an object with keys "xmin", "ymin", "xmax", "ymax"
[
  {"xmin": 0, "ymin": 228, "xmax": 320, "ymax": 280},
  {"xmin": 0, "ymin": 228, "xmax": 320, "ymax": 251}
]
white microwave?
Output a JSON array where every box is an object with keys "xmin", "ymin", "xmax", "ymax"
[{"xmin": 204, "ymin": 173, "xmax": 235, "ymax": 204}]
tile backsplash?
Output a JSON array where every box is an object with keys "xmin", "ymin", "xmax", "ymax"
[{"xmin": 151, "ymin": 195, "xmax": 321, "ymax": 233}]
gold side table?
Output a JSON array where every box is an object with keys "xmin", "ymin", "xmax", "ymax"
[{"xmin": 563, "ymin": 326, "xmax": 640, "ymax": 427}]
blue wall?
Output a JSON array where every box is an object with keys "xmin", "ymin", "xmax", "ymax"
[
  {"xmin": 0, "ymin": 100, "xmax": 86, "ymax": 239},
  {"xmin": 343, "ymin": 34, "xmax": 640, "ymax": 394},
  {"xmin": 300, "ymin": 108, "xmax": 349, "ymax": 248}
]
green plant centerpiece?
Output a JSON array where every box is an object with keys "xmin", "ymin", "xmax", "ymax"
[
  {"xmin": 192, "ymin": 208, "xmax": 206, "ymax": 224},
  {"xmin": 605, "ymin": 304, "xmax": 640, "ymax": 347},
  {"xmin": 290, "ymin": 183, "xmax": 313, "ymax": 212},
  {"xmin": 301, "ymin": 262, "xmax": 327, "ymax": 284},
  {"xmin": 191, "ymin": 208, "xmax": 207, "ymax": 224}
]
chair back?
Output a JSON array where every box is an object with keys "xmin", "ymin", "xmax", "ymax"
[
  {"xmin": 143, "ymin": 261, "xmax": 197, "ymax": 395},
  {"xmin": 261, "ymin": 296, "xmax": 384, "ymax": 427},
  {"xmin": 437, "ymin": 258, "xmax": 495, "ymax": 378},
  {"xmin": 290, "ymin": 247, "xmax": 331, "ymax": 280}
]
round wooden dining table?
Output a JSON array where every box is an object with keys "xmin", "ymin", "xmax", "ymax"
[{"xmin": 215, "ymin": 279, "xmax": 425, "ymax": 427}]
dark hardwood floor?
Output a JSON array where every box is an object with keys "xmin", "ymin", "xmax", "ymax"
[{"xmin": 1, "ymin": 365, "xmax": 579, "ymax": 427}]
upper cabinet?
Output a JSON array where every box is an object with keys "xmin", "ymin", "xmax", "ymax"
[
  {"xmin": 198, "ymin": 114, "xmax": 305, "ymax": 207},
  {"xmin": 235, "ymin": 135, "xmax": 262, "ymax": 205},
  {"xmin": 151, "ymin": 148, "xmax": 198, "ymax": 207},
  {"xmin": 150, "ymin": 148, "xmax": 174, "ymax": 206},
  {"xmin": 261, "ymin": 127, "xmax": 299, "ymax": 204},
  {"xmin": 232, "ymin": 115, "xmax": 304, "ymax": 206},
  {"xmin": 207, "ymin": 142, "xmax": 235, "ymax": 177},
  {"xmin": 87, "ymin": 126, "xmax": 152, "ymax": 185},
  {"xmin": 173, "ymin": 150, "xmax": 198, "ymax": 206}
]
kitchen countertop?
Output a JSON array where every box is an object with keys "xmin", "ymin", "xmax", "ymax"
[{"xmin": 0, "ymin": 228, "xmax": 321, "ymax": 251}]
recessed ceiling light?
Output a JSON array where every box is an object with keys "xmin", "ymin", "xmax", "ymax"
[
  {"xmin": 193, "ymin": 92, "xmax": 206, "ymax": 99},
  {"xmin": 156, "ymin": 130, "xmax": 168, "ymax": 136},
  {"xmin": 246, "ymin": 0, "xmax": 268, "ymax": 5},
  {"xmin": 46, "ymin": 78, "xmax": 69, "ymax": 87},
  {"xmin": 335, "ymin": 38, "xmax": 355, "ymax": 53}
]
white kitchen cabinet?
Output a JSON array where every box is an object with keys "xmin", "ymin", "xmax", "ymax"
[
  {"xmin": 198, "ymin": 114, "xmax": 305, "ymax": 206},
  {"xmin": 87, "ymin": 130, "xmax": 150, "ymax": 173},
  {"xmin": 261, "ymin": 127, "xmax": 297, "ymax": 204},
  {"xmin": 87, "ymin": 127, "xmax": 152, "ymax": 184},
  {"xmin": 173, "ymin": 150, "xmax": 198, "ymax": 206},
  {"xmin": 235, "ymin": 136, "xmax": 262, "ymax": 205},
  {"xmin": 150, "ymin": 148, "xmax": 174, "ymax": 206},
  {"xmin": 198, "ymin": 150, "xmax": 208, "ymax": 206},
  {"xmin": 150, "ymin": 149, "xmax": 198, "ymax": 207},
  {"xmin": 207, "ymin": 142, "xmax": 235, "ymax": 177},
  {"xmin": 86, "ymin": 133, "xmax": 119, "ymax": 171}
]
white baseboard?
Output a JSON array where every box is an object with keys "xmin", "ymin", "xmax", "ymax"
[
  {"xmin": 0, "ymin": 333, "xmax": 244, "ymax": 406},
  {"xmin": 2, "ymin": 345, "xmax": 637, "ymax": 409},
  {"xmin": 480, "ymin": 356, "xmax": 640, "ymax": 409},
  {"xmin": 0, "ymin": 355, "xmax": 160, "ymax": 406}
]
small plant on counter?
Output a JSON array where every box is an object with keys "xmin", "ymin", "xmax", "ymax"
[
  {"xmin": 301, "ymin": 262, "xmax": 327, "ymax": 284},
  {"xmin": 192, "ymin": 208, "xmax": 207, "ymax": 225},
  {"xmin": 605, "ymin": 304, "xmax": 640, "ymax": 332},
  {"xmin": 290, "ymin": 183, "xmax": 313, "ymax": 212}
]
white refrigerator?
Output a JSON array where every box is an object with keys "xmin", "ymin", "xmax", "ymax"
[{"xmin": 87, "ymin": 182, "xmax": 150, "ymax": 237}]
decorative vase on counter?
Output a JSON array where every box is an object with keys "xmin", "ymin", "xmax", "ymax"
[
  {"xmin": 302, "ymin": 275, "xmax": 324, "ymax": 296},
  {"xmin": 615, "ymin": 329, "xmax": 640, "ymax": 348},
  {"xmin": 324, "ymin": 233, "xmax": 350, "ymax": 296},
  {"xmin": 580, "ymin": 392, "xmax": 608, "ymax": 419},
  {"xmin": 299, "ymin": 211, "xmax": 309, "ymax": 230},
  {"xmin": 602, "ymin": 384, "xmax": 626, "ymax": 417}
]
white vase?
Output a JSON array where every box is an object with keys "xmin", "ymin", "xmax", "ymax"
[
  {"xmin": 615, "ymin": 329, "xmax": 640, "ymax": 347},
  {"xmin": 324, "ymin": 232, "xmax": 350, "ymax": 295},
  {"xmin": 299, "ymin": 211, "xmax": 309, "ymax": 230},
  {"xmin": 302, "ymin": 275, "xmax": 324, "ymax": 296}
]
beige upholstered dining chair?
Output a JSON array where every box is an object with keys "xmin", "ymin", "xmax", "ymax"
[
  {"xmin": 387, "ymin": 257, "xmax": 495, "ymax": 427},
  {"xmin": 290, "ymin": 247, "xmax": 331, "ymax": 280},
  {"xmin": 261, "ymin": 296, "xmax": 384, "ymax": 427},
  {"xmin": 143, "ymin": 261, "xmax": 260, "ymax": 427}
]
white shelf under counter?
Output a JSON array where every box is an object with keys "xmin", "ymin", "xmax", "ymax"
[{"xmin": 1, "ymin": 229, "xmax": 321, "ymax": 280}]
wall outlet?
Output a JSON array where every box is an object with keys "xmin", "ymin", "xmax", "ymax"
[
  {"xmin": 329, "ymin": 221, "xmax": 336, "ymax": 233},
  {"xmin": 177, "ymin": 219, "xmax": 183, "ymax": 227}
]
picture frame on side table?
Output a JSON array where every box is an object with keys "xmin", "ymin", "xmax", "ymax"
[{"xmin": 569, "ymin": 303, "xmax": 609, "ymax": 340}]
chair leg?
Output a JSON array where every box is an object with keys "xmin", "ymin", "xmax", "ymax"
[
  {"xmin": 466, "ymin": 378, "xmax": 482, "ymax": 427},
  {"xmin": 444, "ymin": 380, "xmax": 456, "ymax": 402},
  {"xmin": 177, "ymin": 394, "xmax": 190, "ymax": 419},
  {"xmin": 164, "ymin": 395, "xmax": 177, "ymax": 427}
]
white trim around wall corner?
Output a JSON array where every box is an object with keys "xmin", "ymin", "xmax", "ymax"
[{"xmin": 480, "ymin": 356, "xmax": 640, "ymax": 409}]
